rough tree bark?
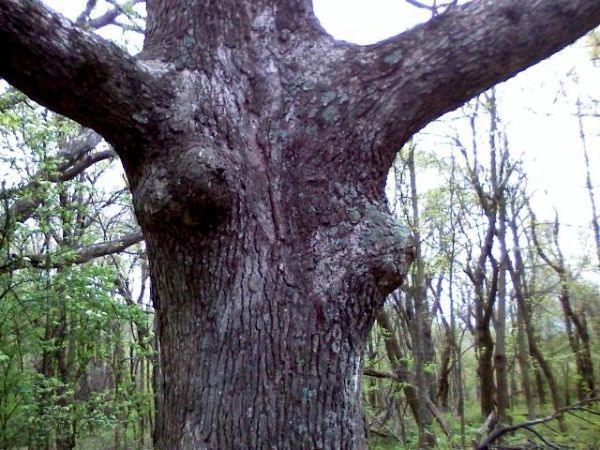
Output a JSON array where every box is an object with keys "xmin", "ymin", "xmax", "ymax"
[{"xmin": 1, "ymin": 0, "xmax": 599, "ymax": 448}]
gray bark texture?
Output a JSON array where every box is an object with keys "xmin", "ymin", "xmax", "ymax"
[{"xmin": 1, "ymin": 0, "xmax": 599, "ymax": 448}]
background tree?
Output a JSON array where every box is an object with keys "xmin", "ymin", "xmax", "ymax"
[
  {"xmin": 0, "ymin": 87, "xmax": 153, "ymax": 449},
  {"xmin": 531, "ymin": 210, "xmax": 596, "ymax": 400}
]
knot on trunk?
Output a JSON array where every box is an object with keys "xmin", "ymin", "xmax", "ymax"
[
  {"xmin": 354, "ymin": 205, "xmax": 413, "ymax": 294},
  {"xmin": 308, "ymin": 202, "xmax": 413, "ymax": 316},
  {"xmin": 132, "ymin": 146, "xmax": 232, "ymax": 231}
]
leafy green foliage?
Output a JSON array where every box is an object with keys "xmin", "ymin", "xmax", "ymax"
[{"xmin": 0, "ymin": 87, "xmax": 151, "ymax": 449}]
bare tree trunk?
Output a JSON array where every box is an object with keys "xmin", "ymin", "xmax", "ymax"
[
  {"xmin": 404, "ymin": 146, "xmax": 436, "ymax": 447},
  {"xmin": 436, "ymin": 327, "xmax": 452, "ymax": 410},
  {"xmin": 148, "ymin": 223, "xmax": 411, "ymax": 449},
  {"xmin": 459, "ymin": 98, "xmax": 501, "ymax": 420},
  {"xmin": 431, "ymin": 275, "xmax": 452, "ymax": 412},
  {"xmin": 534, "ymin": 368, "xmax": 546, "ymax": 406},
  {"xmin": 507, "ymin": 204, "xmax": 565, "ymax": 430},
  {"xmin": 112, "ymin": 321, "xmax": 125, "ymax": 450},
  {"xmin": 515, "ymin": 293, "xmax": 535, "ymax": 418},
  {"xmin": 476, "ymin": 300, "xmax": 497, "ymax": 418},
  {"xmin": 447, "ymin": 154, "xmax": 466, "ymax": 448},
  {"xmin": 487, "ymin": 94, "xmax": 509, "ymax": 425},
  {"xmin": 494, "ymin": 259, "xmax": 509, "ymax": 423}
]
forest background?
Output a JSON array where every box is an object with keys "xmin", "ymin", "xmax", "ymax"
[{"xmin": 0, "ymin": 1, "xmax": 599, "ymax": 449}]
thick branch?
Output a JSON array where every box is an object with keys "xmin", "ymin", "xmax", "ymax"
[
  {"xmin": 75, "ymin": 0, "xmax": 98, "ymax": 26},
  {"xmin": 363, "ymin": 367, "xmax": 398, "ymax": 381},
  {"xmin": 0, "ymin": 0, "xmax": 159, "ymax": 157},
  {"xmin": 0, "ymin": 231, "xmax": 144, "ymax": 273},
  {"xmin": 345, "ymin": 0, "xmax": 600, "ymax": 156},
  {"xmin": 144, "ymin": 0, "xmax": 317, "ymax": 62}
]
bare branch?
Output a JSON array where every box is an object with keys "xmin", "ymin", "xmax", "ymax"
[
  {"xmin": 75, "ymin": 0, "xmax": 98, "ymax": 26},
  {"xmin": 477, "ymin": 398, "xmax": 600, "ymax": 449},
  {"xmin": 363, "ymin": 366, "xmax": 451, "ymax": 437},
  {"xmin": 59, "ymin": 149, "xmax": 116, "ymax": 181},
  {"xmin": 0, "ymin": 129, "xmax": 115, "ymax": 225},
  {"xmin": 0, "ymin": 230, "xmax": 144, "ymax": 273},
  {"xmin": 529, "ymin": 207, "xmax": 563, "ymax": 274},
  {"xmin": 404, "ymin": 0, "xmax": 435, "ymax": 12},
  {"xmin": 363, "ymin": 367, "xmax": 399, "ymax": 381},
  {"xmin": 82, "ymin": 0, "xmax": 145, "ymax": 31}
]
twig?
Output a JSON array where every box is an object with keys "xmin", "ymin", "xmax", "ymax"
[
  {"xmin": 476, "ymin": 397, "xmax": 599, "ymax": 450},
  {"xmin": 522, "ymin": 425, "xmax": 560, "ymax": 449},
  {"xmin": 566, "ymin": 410, "xmax": 599, "ymax": 428}
]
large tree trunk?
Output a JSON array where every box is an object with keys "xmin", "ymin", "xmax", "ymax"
[
  {"xmin": 132, "ymin": 4, "xmax": 418, "ymax": 445},
  {"xmin": 145, "ymin": 219, "xmax": 409, "ymax": 449},
  {"xmin": 138, "ymin": 151, "xmax": 413, "ymax": 449},
  {"xmin": 1, "ymin": 0, "xmax": 599, "ymax": 449},
  {"xmin": 133, "ymin": 112, "xmax": 414, "ymax": 449}
]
